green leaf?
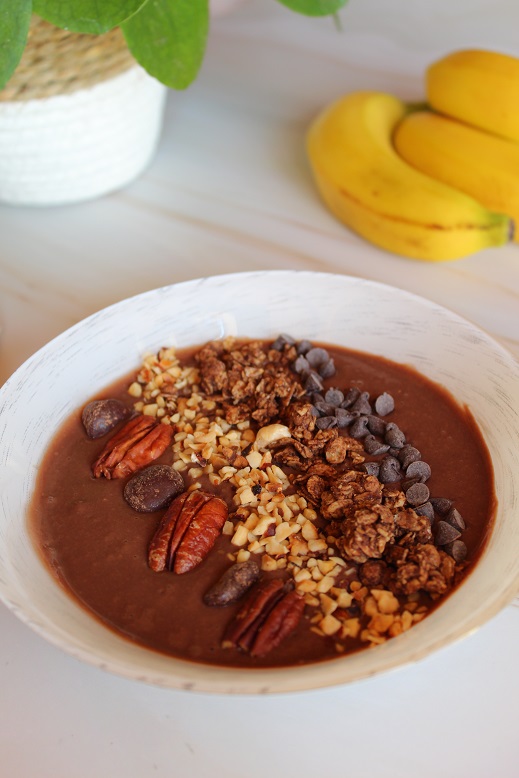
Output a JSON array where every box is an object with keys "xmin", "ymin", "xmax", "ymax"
[
  {"xmin": 275, "ymin": 0, "xmax": 348, "ymax": 16},
  {"xmin": 32, "ymin": 0, "xmax": 148, "ymax": 35},
  {"xmin": 122, "ymin": 0, "xmax": 208, "ymax": 90},
  {"xmin": 0, "ymin": 1, "xmax": 32, "ymax": 90}
]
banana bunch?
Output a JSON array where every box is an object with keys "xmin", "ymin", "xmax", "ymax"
[
  {"xmin": 395, "ymin": 51, "xmax": 519, "ymax": 245},
  {"xmin": 306, "ymin": 50, "xmax": 519, "ymax": 262}
]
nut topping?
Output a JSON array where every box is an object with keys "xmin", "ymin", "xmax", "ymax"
[
  {"xmin": 92, "ymin": 415, "xmax": 174, "ymax": 479},
  {"xmin": 222, "ymin": 578, "xmax": 305, "ymax": 657},
  {"xmin": 148, "ymin": 490, "xmax": 228, "ymax": 574}
]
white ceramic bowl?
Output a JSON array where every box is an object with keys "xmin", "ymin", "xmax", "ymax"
[{"xmin": 1, "ymin": 270, "xmax": 518, "ymax": 694}]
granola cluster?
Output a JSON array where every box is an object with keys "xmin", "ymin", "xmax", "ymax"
[{"xmin": 127, "ymin": 338, "xmax": 465, "ymax": 654}]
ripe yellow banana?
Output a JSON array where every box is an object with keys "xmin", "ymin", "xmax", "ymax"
[
  {"xmin": 427, "ymin": 50, "xmax": 519, "ymax": 143},
  {"xmin": 306, "ymin": 91, "xmax": 510, "ymax": 261},
  {"xmin": 394, "ymin": 110, "xmax": 519, "ymax": 243}
]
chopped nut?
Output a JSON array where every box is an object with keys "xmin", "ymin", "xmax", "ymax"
[
  {"xmin": 319, "ymin": 614, "xmax": 342, "ymax": 636},
  {"xmin": 275, "ymin": 522, "xmax": 298, "ymax": 542},
  {"xmin": 317, "ymin": 559, "xmax": 336, "ymax": 575},
  {"xmin": 261, "ymin": 555, "xmax": 278, "ymax": 572},
  {"xmin": 246, "ymin": 450, "xmax": 263, "ymax": 469},
  {"xmin": 336, "ymin": 590, "xmax": 353, "ymax": 609},
  {"xmin": 368, "ymin": 613, "xmax": 395, "ymax": 633},
  {"xmin": 372, "ymin": 589, "xmax": 400, "ymax": 614},
  {"xmin": 254, "ymin": 424, "xmax": 292, "ymax": 451},
  {"xmin": 308, "ymin": 538, "xmax": 328, "ymax": 554},
  {"xmin": 319, "ymin": 593, "xmax": 338, "ymax": 616},
  {"xmin": 231, "ymin": 524, "xmax": 249, "ymax": 547},
  {"xmin": 290, "ymin": 538, "xmax": 309, "ymax": 557},
  {"xmin": 297, "ymin": 579, "xmax": 318, "ymax": 593},
  {"xmin": 294, "ymin": 568, "xmax": 312, "ymax": 583},
  {"xmin": 128, "ymin": 382, "xmax": 143, "ymax": 398},
  {"xmin": 316, "ymin": 575, "xmax": 335, "ymax": 593},
  {"xmin": 301, "ymin": 520, "xmax": 318, "ymax": 541},
  {"xmin": 342, "ymin": 618, "xmax": 361, "ymax": 639}
]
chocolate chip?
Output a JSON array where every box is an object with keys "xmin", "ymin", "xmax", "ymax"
[
  {"xmin": 384, "ymin": 423, "xmax": 406, "ymax": 449},
  {"xmin": 401, "ymin": 477, "xmax": 420, "ymax": 491},
  {"xmin": 379, "ymin": 456, "xmax": 402, "ymax": 483},
  {"xmin": 405, "ymin": 482, "xmax": 430, "ymax": 506},
  {"xmin": 251, "ymin": 484, "xmax": 262, "ymax": 495},
  {"xmin": 311, "ymin": 393, "xmax": 324, "ymax": 404},
  {"xmin": 335, "ymin": 408, "xmax": 355, "ymax": 428},
  {"xmin": 435, "ymin": 520, "xmax": 462, "ymax": 545},
  {"xmin": 445, "ymin": 539, "xmax": 468, "ymax": 562},
  {"xmin": 297, "ymin": 339, "xmax": 313, "ymax": 355},
  {"xmin": 364, "ymin": 434, "xmax": 390, "ymax": 456},
  {"xmin": 203, "ymin": 560, "xmax": 261, "ymax": 606},
  {"xmin": 350, "ymin": 416, "xmax": 370, "ymax": 438},
  {"xmin": 430, "ymin": 497, "xmax": 453, "ymax": 516},
  {"xmin": 374, "ymin": 392, "xmax": 395, "ymax": 416},
  {"xmin": 415, "ymin": 501, "xmax": 434, "ymax": 521},
  {"xmin": 123, "ymin": 465, "xmax": 185, "ymax": 513},
  {"xmin": 319, "ymin": 358, "xmax": 336, "ymax": 379},
  {"xmin": 445, "ymin": 507, "xmax": 466, "ymax": 532},
  {"xmin": 314, "ymin": 401, "xmax": 336, "ymax": 417},
  {"xmin": 316, "ymin": 416, "xmax": 337, "ymax": 430},
  {"xmin": 82, "ymin": 398, "xmax": 130, "ymax": 439},
  {"xmin": 310, "ymin": 406, "xmax": 320, "ymax": 417},
  {"xmin": 293, "ymin": 355, "xmax": 310, "ymax": 374},
  {"xmin": 406, "ymin": 460, "xmax": 431, "ymax": 483},
  {"xmin": 341, "ymin": 388, "xmax": 360, "ymax": 408},
  {"xmin": 305, "ymin": 347, "xmax": 329, "ymax": 369},
  {"xmin": 367, "ymin": 415, "xmax": 386, "ymax": 436},
  {"xmin": 398, "ymin": 445, "xmax": 421, "ymax": 469},
  {"xmin": 272, "ymin": 333, "xmax": 295, "ymax": 350},
  {"xmin": 304, "ymin": 371, "xmax": 324, "ymax": 393},
  {"xmin": 324, "ymin": 388, "xmax": 344, "ymax": 407},
  {"xmin": 362, "ymin": 462, "xmax": 380, "ymax": 477},
  {"xmin": 350, "ymin": 391, "xmax": 372, "ymax": 415}
]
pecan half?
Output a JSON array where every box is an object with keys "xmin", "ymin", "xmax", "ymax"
[
  {"xmin": 92, "ymin": 415, "xmax": 174, "ymax": 479},
  {"xmin": 222, "ymin": 578, "xmax": 305, "ymax": 657},
  {"xmin": 148, "ymin": 490, "xmax": 228, "ymax": 574}
]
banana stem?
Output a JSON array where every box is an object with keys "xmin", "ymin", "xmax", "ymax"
[{"xmin": 405, "ymin": 101, "xmax": 431, "ymax": 115}]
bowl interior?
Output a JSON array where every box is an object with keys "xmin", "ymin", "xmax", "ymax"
[{"xmin": 1, "ymin": 270, "xmax": 518, "ymax": 694}]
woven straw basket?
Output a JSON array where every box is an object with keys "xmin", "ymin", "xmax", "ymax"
[{"xmin": 0, "ymin": 18, "xmax": 167, "ymax": 205}]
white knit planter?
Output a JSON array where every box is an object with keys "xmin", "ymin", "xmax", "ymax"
[
  {"xmin": 0, "ymin": 3, "xmax": 247, "ymax": 207},
  {"xmin": 0, "ymin": 65, "xmax": 167, "ymax": 206}
]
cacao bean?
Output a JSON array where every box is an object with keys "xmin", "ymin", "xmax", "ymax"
[
  {"xmin": 82, "ymin": 399, "xmax": 129, "ymax": 439},
  {"xmin": 203, "ymin": 560, "xmax": 261, "ymax": 606},
  {"xmin": 123, "ymin": 465, "xmax": 185, "ymax": 513}
]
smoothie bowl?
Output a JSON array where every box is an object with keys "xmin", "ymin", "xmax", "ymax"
[{"xmin": 0, "ymin": 270, "xmax": 518, "ymax": 694}]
